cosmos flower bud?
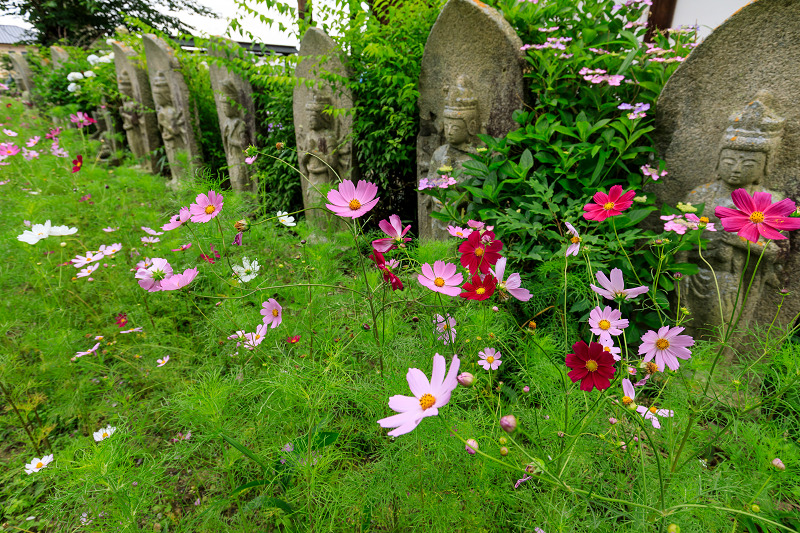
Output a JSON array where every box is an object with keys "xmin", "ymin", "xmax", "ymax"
[
  {"xmin": 667, "ymin": 525, "xmax": 680, "ymax": 533},
  {"xmin": 491, "ymin": 306, "xmax": 499, "ymax": 312},
  {"xmin": 60, "ymin": 242, "xmax": 67, "ymax": 247},
  {"xmin": 498, "ymin": 437, "xmax": 507, "ymax": 445},
  {"xmin": 500, "ymin": 414, "xmax": 517, "ymax": 433},
  {"xmin": 457, "ymin": 372, "xmax": 474, "ymax": 387},
  {"xmin": 465, "ymin": 439, "xmax": 479, "ymax": 455},
  {"xmin": 234, "ymin": 219, "xmax": 250, "ymax": 233},
  {"xmin": 772, "ymin": 458, "xmax": 785, "ymax": 471},
  {"xmin": 609, "ymin": 417, "xmax": 617, "ymax": 425},
  {"xmin": 522, "ymin": 385, "xmax": 530, "ymax": 393},
  {"xmin": 751, "ymin": 505, "xmax": 760, "ymax": 513},
  {"xmin": 500, "ymin": 446, "xmax": 509, "ymax": 456},
  {"xmin": 276, "ymin": 142, "xmax": 285, "ymax": 150}
]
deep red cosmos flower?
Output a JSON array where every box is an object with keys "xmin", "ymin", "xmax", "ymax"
[
  {"xmin": 285, "ymin": 335, "xmax": 301, "ymax": 344},
  {"xmin": 583, "ymin": 185, "xmax": 636, "ymax": 222},
  {"xmin": 199, "ymin": 244, "xmax": 221, "ymax": 264},
  {"xmin": 72, "ymin": 154, "xmax": 83, "ymax": 173},
  {"xmin": 458, "ymin": 230, "xmax": 503, "ymax": 274},
  {"xmin": 565, "ymin": 340, "xmax": 616, "ymax": 392},
  {"xmin": 368, "ymin": 249, "xmax": 404, "ymax": 291},
  {"xmin": 460, "ymin": 273, "xmax": 497, "ymax": 301}
]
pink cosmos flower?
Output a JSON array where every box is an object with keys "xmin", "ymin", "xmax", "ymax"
[
  {"xmin": 199, "ymin": 244, "xmax": 220, "ymax": 264},
  {"xmin": 260, "ymin": 298, "xmax": 283, "ymax": 328},
  {"xmin": 588, "ymin": 306, "xmax": 629, "ymax": 345},
  {"xmin": 120, "ymin": 327, "xmax": 143, "ymax": 334},
  {"xmin": 134, "ymin": 258, "xmax": 153, "ymax": 272},
  {"xmin": 72, "ymin": 251, "xmax": 103, "ymax": 268},
  {"xmin": 141, "ymin": 236, "xmax": 160, "ymax": 244},
  {"xmin": 590, "ymin": 268, "xmax": 649, "ymax": 301},
  {"xmin": 467, "ymin": 220, "xmax": 494, "ymax": 233},
  {"xmin": 583, "ymin": 185, "xmax": 636, "ymax": 221},
  {"xmin": 162, "ymin": 207, "xmax": 191, "ymax": 231},
  {"xmin": 189, "ymin": 191, "xmax": 224, "ymax": 223},
  {"xmin": 26, "ymin": 136, "xmax": 40, "ymax": 147},
  {"xmin": 418, "ymin": 261, "xmax": 463, "ymax": 297},
  {"xmin": 447, "ymin": 225, "xmax": 473, "ymax": 239},
  {"xmin": 565, "ymin": 222, "xmax": 581, "ymax": 256},
  {"xmin": 638, "ymin": 326, "xmax": 694, "ymax": 371},
  {"xmin": 245, "ymin": 155, "xmax": 257, "ymax": 165},
  {"xmin": 377, "ymin": 354, "xmax": 460, "ymax": 437},
  {"xmin": 434, "ymin": 314, "xmax": 456, "ymax": 345},
  {"xmin": 74, "ymin": 342, "xmax": 101, "ymax": 358},
  {"xmin": 171, "ymin": 243, "xmax": 192, "ymax": 252},
  {"xmin": 77, "ymin": 264, "xmax": 100, "ymax": 278},
  {"xmin": 102, "ymin": 227, "xmax": 118, "ymax": 232},
  {"xmin": 490, "ymin": 257, "xmax": 531, "ymax": 302},
  {"xmin": 478, "ymin": 347, "xmax": 502, "ymax": 370},
  {"xmin": 141, "ymin": 226, "xmax": 164, "ymax": 236},
  {"xmin": 3, "ymin": 128, "xmax": 17, "ymax": 136},
  {"xmin": 326, "ymin": 180, "xmax": 380, "ymax": 219},
  {"xmin": 685, "ymin": 213, "xmax": 716, "ymax": 232},
  {"xmin": 243, "ymin": 324, "xmax": 269, "ymax": 350},
  {"xmin": 23, "ymin": 148, "xmax": 39, "ymax": 160},
  {"xmin": 622, "ymin": 379, "xmax": 673, "ymax": 429},
  {"xmin": 228, "ymin": 330, "xmax": 247, "ymax": 348},
  {"xmin": 156, "ymin": 355, "xmax": 170, "ymax": 367},
  {"xmin": 714, "ymin": 188, "xmax": 800, "ymax": 243},
  {"xmin": 45, "ymin": 127, "xmax": 61, "ymax": 140},
  {"xmin": 160, "ymin": 267, "xmax": 198, "ymax": 290},
  {"xmin": 135, "ymin": 257, "xmax": 173, "ymax": 292},
  {"xmin": 601, "ymin": 342, "xmax": 622, "ymax": 361},
  {"xmin": 0, "ymin": 142, "xmax": 19, "ymax": 156},
  {"xmin": 99, "ymin": 243, "xmax": 122, "ymax": 256},
  {"xmin": 372, "ymin": 214, "xmax": 412, "ymax": 252}
]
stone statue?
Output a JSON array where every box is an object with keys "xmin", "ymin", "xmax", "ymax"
[
  {"xmin": 682, "ymin": 93, "xmax": 785, "ymax": 340},
  {"xmin": 118, "ymin": 70, "xmax": 147, "ymax": 160},
  {"xmin": 152, "ymin": 70, "xmax": 189, "ymax": 172},
  {"xmin": 422, "ymin": 76, "xmax": 480, "ymax": 236},
  {"xmin": 219, "ymin": 78, "xmax": 250, "ymax": 172}
]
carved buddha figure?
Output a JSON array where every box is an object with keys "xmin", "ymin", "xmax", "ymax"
[
  {"xmin": 152, "ymin": 71, "xmax": 186, "ymax": 152},
  {"xmin": 118, "ymin": 70, "xmax": 146, "ymax": 159},
  {"xmin": 683, "ymin": 93, "xmax": 785, "ymax": 339},
  {"xmin": 423, "ymin": 76, "xmax": 480, "ymax": 235},
  {"xmin": 219, "ymin": 78, "xmax": 253, "ymax": 191},
  {"xmin": 299, "ymin": 91, "xmax": 345, "ymax": 218}
]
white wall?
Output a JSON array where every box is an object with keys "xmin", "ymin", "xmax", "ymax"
[{"xmin": 672, "ymin": 0, "xmax": 754, "ymax": 40}]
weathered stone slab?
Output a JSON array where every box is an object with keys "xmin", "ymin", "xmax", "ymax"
[
  {"xmin": 653, "ymin": 0, "xmax": 800, "ymax": 341},
  {"xmin": 50, "ymin": 46, "xmax": 69, "ymax": 69},
  {"xmin": 293, "ymin": 27, "xmax": 355, "ymax": 226},
  {"xmin": 8, "ymin": 51, "xmax": 35, "ymax": 99},
  {"xmin": 112, "ymin": 40, "xmax": 163, "ymax": 174},
  {"xmin": 416, "ymin": 0, "xmax": 525, "ymax": 240},
  {"xmin": 142, "ymin": 34, "xmax": 202, "ymax": 187},
  {"xmin": 208, "ymin": 37, "xmax": 258, "ymax": 193}
]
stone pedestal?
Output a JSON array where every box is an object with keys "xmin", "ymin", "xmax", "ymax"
[
  {"xmin": 112, "ymin": 40, "xmax": 164, "ymax": 174},
  {"xmin": 208, "ymin": 37, "xmax": 258, "ymax": 194},
  {"xmin": 416, "ymin": 0, "xmax": 525, "ymax": 240},
  {"xmin": 50, "ymin": 46, "xmax": 69, "ymax": 69},
  {"xmin": 8, "ymin": 51, "xmax": 35, "ymax": 100},
  {"xmin": 142, "ymin": 34, "xmax": 202, "ymax": 187}
]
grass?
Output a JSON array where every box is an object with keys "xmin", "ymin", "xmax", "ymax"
[{"xmin": 1, "ymin": 97, "xmax": 799, "ymax": 533}]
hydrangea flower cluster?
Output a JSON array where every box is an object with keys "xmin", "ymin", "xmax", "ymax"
[{"xmin": 579, "ymin": 68, "xmax": 625, "ymax": 86}]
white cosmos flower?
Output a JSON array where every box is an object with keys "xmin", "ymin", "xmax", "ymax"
[
  {"xmin": 49, "ymin": 224, "xmax": 78, "ymax": 236},
  {"xmin": 25, "ymin": 454, "xmax": 54, "ymax": 474},
  {"xmin": 276, "ymin": 211, "xmax": 296, "ymax": 227},
  {"xmin": 93, "ymin": 425, "xmax": 116, "ymax": 442},
  {"xmin": 232, "ymin": 257, "xmax": 260, "ymax": 282},
  {"xmin": 18, "ymin": 221, "xmax": 78, "ymax": 244}
]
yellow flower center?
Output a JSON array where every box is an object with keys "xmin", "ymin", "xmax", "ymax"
[
  {"xmin": 655, "ymin": 338, "xmax": 670, "ymax": 350},
  {"xmin": 102, "ymin": 432, "xmax": 108, "ymax": 438},
  {"xmin": 272, "ymin": 309, "xmax": 279, "ymax": 317},
  {"xmin": 649, "ymin": 406, "xmax": 658, "ymax": 414},
  {"xmin": 699, "ymin": 216, "xmax": 709, "ymax": 224},
  {"xmin": 598, "ymin": 319, "xmax": 611, "ymax": 330},
  {"xmin": 603, "ymin": 201, "xmax": 615, "ymax": 211},
  {"xmin": 749, "ymin": 211, "xmax": 765, "ymax": 224},
  {"xmin": 571, "ymin": 236, "xmax": 580, "ymax": 244},
  {"xmin": 348, "ymin": 199, "xmax": 362, "ymax": 210},
  {"xmin": 476, "ymin": 287, "xmax": 486, "ymax": 295},
  {"xmin": 36, "ymin": 462, "xmax": 43, "ymax": 468},
  {"xmin": 255, "ymin": 334, "xmax": 261, "ymax": 340},
  {"xmin": 475, "ymin": 247, "xmax": 484, "ymax": 257},
  {"xmin": 622, "ymin": 396, "xmax": 633, "ymax": 405},
  {"xmin": 204, "ymin": 205, "xmax": 215, "ymax": 215},
  {"xmin": 441, "ymin": 324, "xmax": 448, "ymax": 330},
  {"xmin": 419, "ymin": 393, "xmax": 435, "ymax": 410},
  {"xmin": 585, "ymin": 359, "xmax": 598, "ymax": 372},
  {"xmin": 486, "ymin": 356, "xmax": 495, "ymax": 364},
  {"xmin": 456, "ymin": 231, "xmax": 463, "ymax": 236},
  {"xmin": 645, "ymin": 362, "xmax": 659, "ymax": 374},
  {"xmin": 434, "ymin": 277, "xmax": 445, "ymax": 287},
  {"xmin": 603, "ymin": 346, "xmax": 612, "ymax": 352}
]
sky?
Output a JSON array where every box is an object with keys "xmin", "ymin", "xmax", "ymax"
[{"xmin": 0, "ymin": 0, "xmax": 300, "ymax": 46}]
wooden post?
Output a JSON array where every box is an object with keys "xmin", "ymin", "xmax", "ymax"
[{"xmin": 645, "ymin": 0, "xmax": 678, "ymax": 41}]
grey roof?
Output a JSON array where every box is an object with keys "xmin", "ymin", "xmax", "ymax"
[{"xmin": 0, "ymin": 25, "xmax": 36, "ymax": 45}]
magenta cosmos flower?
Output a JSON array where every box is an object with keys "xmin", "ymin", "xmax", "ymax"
[
  {"xmin": 490, "ymin": 257, "xmax": 531, "ymax": 302},
  {"xmin": 160, "ymin": 267, "xmax": 198, "ymax": 291},
  {"xmin": 714, "ymin": 188, "xmax": 800, "ymax": 243},
  {"xmin": 590, "ymin": 268, "xmax": 648, "ymax": 301},
  {"xmin": 622, "ymin": 378, "xmax": 673, "ymax": 429},
  {"xmin": 418, "ymin": 261, "xmax": 463, "ymax": 296},
  {"xmin": 162, "ymin": 207, "xmax": 191, "ymax": 231},
  {"xmin": 372, "ymin": 214, "xmax": 412, "ymax": 252},
  {"xmin": 638, "ymin": 326, "xmax": 694, "ymax": 371},
  {"xmin": 589, "ymin": 305, "xmax": 629, "ymax": 345},
  {"xmin": 378, "ymin": 354, "xmax": 460, "ymax": 437},
  {"xmin": 565, "ymin": 222, "xmax": 581, "ymax": 257},
  {"xmin": 478, "ymin": 347, "xmax": 502, "ymax": 370},
  {"xmin": 583, "ymin": 185, "xmax": 636, "ymax": 221},
  {"xmin": 260, "ymin": 298, "xmax": 283, "ymax": 328},
  {"xmin": 326, "ymin": 180, "xmax": 380, "ymax": 219},
  {"xmin": 566, "ymin": 341, "xmax": 616, "ymax": 392},
  {"xmin": 134, "ymin": 257, "xmax": 173, "ymax": 292},
  {"xmin": 190, "ymin": 191, "xmax": 224, "ymax": 223}
]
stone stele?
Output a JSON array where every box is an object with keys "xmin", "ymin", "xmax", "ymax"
[
  {"xmin": 208, "ymin": 37, "xmax": 258, "ymax": 194},
  {"xmin": 416, "ymin": 0, "xmax": 525, "ymax": 240},
  {"xmin": 8, "ymin": 51, "xmax": 35, "ymax": 99},
  {"xmin": 293, "ymin": 27, "xmax": 355, "ymax": 227},
  {"xmin": 143, "ymin": 34, "xmax": 202, "ymax": 187},
  {"xmin": 112, "ymin": 41, "xmax": 164, "ymax": 174},
  {"xmin": 654, "ymin": 0, "xmax": 800, "ymax": 343},
  {"xmin": 50, "ymin": 46, "xmax": 70, "ymax": 69}
]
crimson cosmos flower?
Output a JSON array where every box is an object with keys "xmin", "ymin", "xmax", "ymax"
[
  {"xmin": 458, "ymin": 230, "xmax": 503, "ymax": 274},
  {"xmin": 71, "ymin": 154, "xmax": 83, "ymax": 173},
  {"xmin": 285, "ymin": 335, "xmax": 301, "ymax": 344},
  {"xmin": 583, "ymin": 185, "xmax": 636, "ymax": 221},
  {"xmin": 714, "ymin": 188, "xmax": 800, "ymax": 243},
  {"xmin": 369, "ymin": 249, "xmax": 404, "ymax": 291},
  {"xmin": 460, "ymin": 273, "xmax": 497, "ymax": 301},
  {"xmin": 565, "ymin": 340, "xmax": 616, "ymax": 392}
]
